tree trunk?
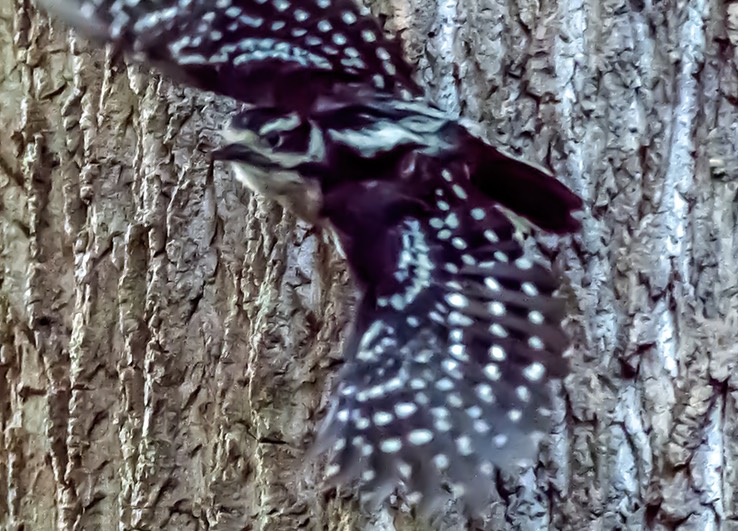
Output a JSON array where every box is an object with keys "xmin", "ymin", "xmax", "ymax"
[{"xmin": 1, "ymin": 0, "xmax": 736, "ymax": 529}]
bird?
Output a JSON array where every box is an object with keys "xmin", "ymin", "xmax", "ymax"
[{"xmin": 35, "ymin": 0, "xmax": 583, "ymax": 514}]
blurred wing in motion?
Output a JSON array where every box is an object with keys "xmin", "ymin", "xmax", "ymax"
[
  {"xmin": 36, "ymin": 0, "xmax": 422, "ymax": 108},
  {"xmin": 312, "ymin": 176, "xmax": 572, "ymax": 511}
]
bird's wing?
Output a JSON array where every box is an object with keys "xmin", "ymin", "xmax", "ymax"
[
  {"xmin": 312, "ymin": 183, "xmax": 572, "ymax": 511},
  {"xmin": 36, "ymin": 0, "xmax": 421, "ymax": 108}
]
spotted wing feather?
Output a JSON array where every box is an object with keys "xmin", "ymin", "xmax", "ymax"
[
  {"xmin": 37, "ymin": 0, "xmax": 421, "ymax": 108},
  {"xmin": 313, "ymin": 176, "xmax": 571, "ymax": 511}
]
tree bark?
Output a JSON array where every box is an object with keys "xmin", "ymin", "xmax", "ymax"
[{"xmin": 1, "ymin": 0, "xmax": 737, "ymax": 529}]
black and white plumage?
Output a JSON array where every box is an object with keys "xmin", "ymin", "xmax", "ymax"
[
  {"xmin": 38, "ymin": 0, "xmax": 421, "ymax": 108},
  {"xmin": 36, "ymin": 0, "xmax": 583, "ymax": 513}
]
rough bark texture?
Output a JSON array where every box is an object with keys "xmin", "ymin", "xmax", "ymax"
[{"xmin": 1, "ymin": 0, "xmax": 737, "ymax": 529}]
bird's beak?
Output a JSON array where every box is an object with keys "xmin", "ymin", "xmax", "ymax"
[{"xmin": 211, "ymin": 143, "xmax": 251, "ymax": 161}]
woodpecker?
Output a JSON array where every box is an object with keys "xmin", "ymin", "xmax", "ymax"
[{"xmin": 36, "ymin": 0, "xmax": 583, "ymax": 513}]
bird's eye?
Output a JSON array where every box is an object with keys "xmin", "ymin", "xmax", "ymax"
[{"xmin": 263, "ymin": 132, "xmax": 282, "ymax": 149}]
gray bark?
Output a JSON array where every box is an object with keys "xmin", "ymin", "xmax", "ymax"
[{"xmin": 0, "ymin": 0, "xmax": 737, "ymax": 529}]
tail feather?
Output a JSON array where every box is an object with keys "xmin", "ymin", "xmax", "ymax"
[{"xmin": 469, "ymin": 137, "xmax": 583, "ymax": 234}]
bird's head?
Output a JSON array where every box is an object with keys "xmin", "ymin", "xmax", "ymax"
[{"xmin": 213, "ymin": 109, "xmax": 326, "ymax": 223}]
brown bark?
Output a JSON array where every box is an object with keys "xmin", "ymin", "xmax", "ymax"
[{"xmin": 1, "ymin": 0, "xmax": 737, "ymax": 529}]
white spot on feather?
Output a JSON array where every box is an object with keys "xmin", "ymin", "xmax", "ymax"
[
  {"xmin": 373, "ymin": 411, "xmax": 393, "ymax": 426},
  {"xmin": 380, "ymin": 438, "xmax": 403, "ymax": 453},
  {"xmin": 528, "ymin": 336, "xmax": 544, "ymax": 350},
  {"xmin": 524, "ymin": 362, "xmax": 545, "ymax": 382},
  {"xmin": 522, "ymin": 282, "xmax": 539, "ymax": 296},
  {"xmin": 445, "ymin": 293, "xmax": 468, "ymax": 308},
  {"xmin": 484, "ymin": 363, "xmax": 501, "ymax": 380},
  {"xmin": 490, "ymin": 323, "xmax": 508, "ymax": 337},
  {"xmin": 433, "ymin": 454, "xmax": 449, "ymax": 470},
  {"xmin": 489, "ymin": 302, "xmax": 506, "ymax": 316},
  {"xmin": 408, "ymin": 429, "xmax": 434, "ymax": 445},
  {"xmin": 476, "ymin": 383, "xmax": 495, "ymax": 403},
  {"xmin": 395, "ymin": 403, "xmax": 417, "ymax": 418},
  {"xmin": 456, "ymin": 436, "xmax": 473, "ymax": 455},
  {"xmin": 436, "ymin": 378, "xmax": 454, "ymax": 391},
  {"xmin": 489, "ymin": 345, "xmax": 506, "ymax": 360},
  {"xmin": 516, "ymin": 386, "xmax": 531, "ymax": 402}
]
